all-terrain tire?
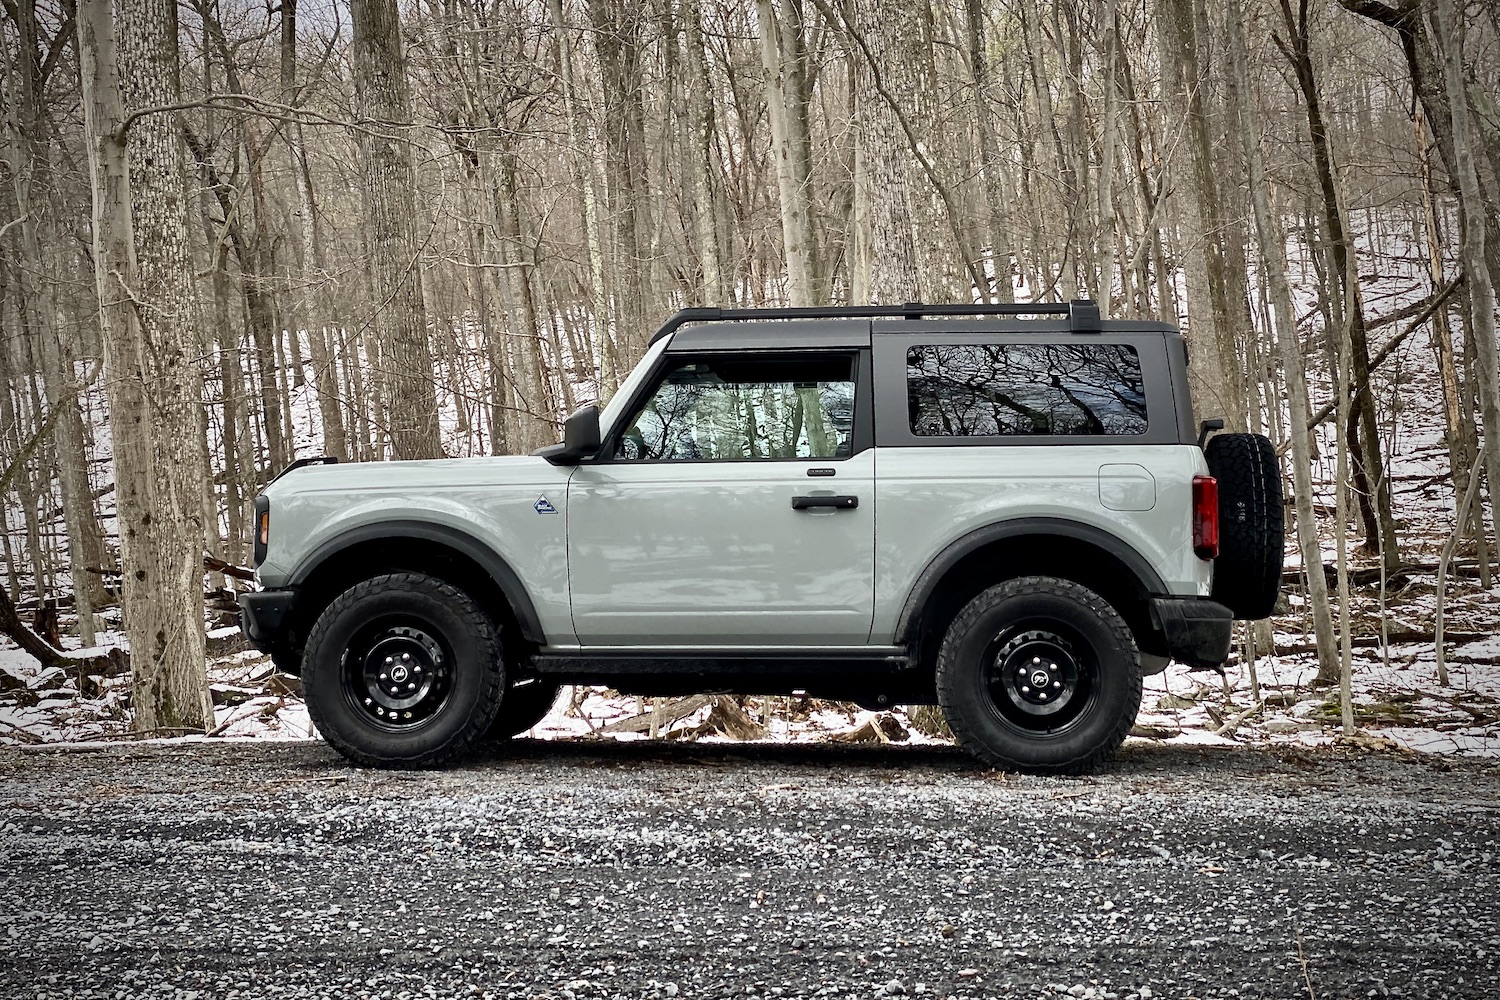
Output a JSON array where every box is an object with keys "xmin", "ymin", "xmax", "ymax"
[
  {"xmin": 1205, "ymin": 432, "xmax": 1284, "ymax": 620},
  {"xmin": 302, "ymin": 572, "xmax": 504, "ymax": 768},
  {"xmin": 485, "ymin": 682, "xmax": 561, "ymax": 740},
  {"xmin": 936, "ymin": 577, "xmax": 1141, "ymax": 775}
]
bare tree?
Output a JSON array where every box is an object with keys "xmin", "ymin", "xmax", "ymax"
[
  {"xmin": 80, "ymin": 0, "xmax": 212, "ymax": 731},
  {"xmin": 349, "ymin": 0, "xmax": 442, "ymax": 460}
]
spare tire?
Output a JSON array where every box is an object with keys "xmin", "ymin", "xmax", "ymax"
[{"xmin": 1205, "ymin": 433, "xmax": 1284, "ymax": 620}]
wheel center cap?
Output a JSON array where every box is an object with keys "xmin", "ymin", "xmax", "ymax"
[
  {"xmin": 1030, "ymin": 669, "xmax": 1051, "ymax": 688},
  {"xmin": 390, "ymin": 664, "xmax": 410, "ymax": 683}
]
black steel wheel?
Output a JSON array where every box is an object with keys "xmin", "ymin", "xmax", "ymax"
[
  {"xmin": 985, "ymin": 627, "xmax": 1095, "ymax": 734},
  {"xmin": 937, "ymin": 576, "xmax": 1141, "ymax": 775},
  {"xmin": 343, "ymin": 623, "xmax": 452, "ymax": 730},
  {"xmin": 302, "ymin": 572, "xmax": 504, "ymax": 768}
]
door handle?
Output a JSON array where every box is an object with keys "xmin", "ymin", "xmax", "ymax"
[{"xmin": 791, "ymin": 495, "xmax": 859, "ymax": 511}]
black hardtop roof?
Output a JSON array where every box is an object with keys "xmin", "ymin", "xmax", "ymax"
[{"xmin": 648, "ymin": 300, "xmax": 1180, "ymax": 347}]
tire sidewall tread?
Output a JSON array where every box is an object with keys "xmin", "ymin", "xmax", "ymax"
[
  {"xmin": 302, "ymin": 572, "xmax": 504, "ymax": 768},
  {"xmin": 1206, "ymin": 433, "xmax": 1285, "ymax": 620},
  {"xmin": 936, "ymin": 576, "xmax": 1141, "ymax": 776}
]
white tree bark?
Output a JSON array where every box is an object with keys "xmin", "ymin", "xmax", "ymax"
[
  {"xmin": 851, "ymin": 0, "xmax": 922, "ymax": 303},
  {"xmin": 757, "ymin": 0, "xmax": 822, "ymax": 306},
  {"xmin": 80, "ymin": 0, "xmax": 212, "ymax": 732},
  {"xmin": 1429, "ymin": 0, "xmax": 1500, "ymax": 560}
]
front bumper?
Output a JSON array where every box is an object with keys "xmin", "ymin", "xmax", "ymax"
[
  {"xmin": 1150, "ymin": 597, "xmax": 1233, "ymax": 669},
  {"xmin": 239, "ymin": 589, "xmax": 296, "ymax": 654}
]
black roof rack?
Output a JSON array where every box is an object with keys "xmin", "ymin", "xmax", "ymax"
[{"xmin": 648, "ymin": 299, "xmax": 1102, "ymax": 345}]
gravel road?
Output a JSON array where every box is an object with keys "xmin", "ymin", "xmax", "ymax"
[{"xmin": 1, "ymin": 738, "xmax": 1497, "ymax": 1000}]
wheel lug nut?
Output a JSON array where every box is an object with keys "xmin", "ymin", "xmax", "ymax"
[
  {"xmin": 1039, "ymin": 692, "xmax": 1048, "ymax": 700},
  {"xmin": 1032, "ymin": 657, "xmax": 1041, "ymax": 664},
  {"xmin": 402, "ymin": 653, "xmax": 411, "ymax": 661},
  {"xmin": 1021, "ymin": 685, "xmax": 1031, "ymax": 693},
  {"xmin": 380, "ymin": 673, "xmax": 388, "ymax": 681},
  {"xmin": 364, "ymin": 698, "xmax": 372, "ymax": 705},
  {"xmin": 1053, "ymin": 680, "xmax": 1062, "ymax": 688},
  {"xmin": 408, "ymin": 682, "xmax": 416, "ymax": 691},
  {"xmin": 404, "ymin": 711, "xmax": 412, "ymax": 719}
]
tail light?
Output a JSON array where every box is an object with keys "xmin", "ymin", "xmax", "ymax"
[{"xmin": 1192, "ymin": 475, "xmax": 1219, "ymax": 560}]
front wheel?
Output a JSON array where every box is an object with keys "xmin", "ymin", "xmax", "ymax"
[
  {"xmin": 936, "ymin": 577, "xmax": 1141, "ymax": 775},
  {"xmin": 302, "ymin": 572, "xmax": 505, "ymax": 768}
]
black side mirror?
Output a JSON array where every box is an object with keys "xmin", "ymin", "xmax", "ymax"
[{"xmin": 533, "ymin": 404, "xmax": 601, "ymax": 465}]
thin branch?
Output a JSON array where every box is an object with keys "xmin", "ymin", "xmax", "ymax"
[
  {"xmin": 1303, "ymin": 272, "xmax": 1465, "ymax": 431},
  {"xmin": 118, "ymin": 92, "xmax": 526, "ymax": 145},
  {"xmin": 0, "ymin": 213, "xmax": 29, "ymax": 242}
]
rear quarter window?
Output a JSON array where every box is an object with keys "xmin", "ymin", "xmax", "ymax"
[{"xmin": 906, "ymin": 343, "xmax": 1149, "ymax": 437}]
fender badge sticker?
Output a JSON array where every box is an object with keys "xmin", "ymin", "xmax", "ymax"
[{"xmin": 534, "ymin": 496, "xmax": 557, "ymax": 515}]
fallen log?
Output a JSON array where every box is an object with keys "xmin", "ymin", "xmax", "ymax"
[
  {"xmin": 1275, "ymin": 631, "xmax": 1486, "ymax": 655},
  {"xmin": 1283, "ymin": 561, "xmax": 1483, "ymax": 588},
  {"xmin": 599, "ymin": 694, "xmax": 712, "ymax": 734},
  {"xmin": 828, "ymin": 713, "xmax": 908, "ymax": 744}
]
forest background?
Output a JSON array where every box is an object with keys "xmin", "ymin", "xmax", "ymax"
[{"xmin": 1, "ymin": 0, "xmax": 1498, "ymax": 739}]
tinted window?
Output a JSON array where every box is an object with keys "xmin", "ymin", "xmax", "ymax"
[
  {"xmin": 617, "ymin": 355, "xmax": 855, "ymax": 461},
  {"xmin": 906, "ymin": 343, "xmax": 1147, "ymax": 437}
]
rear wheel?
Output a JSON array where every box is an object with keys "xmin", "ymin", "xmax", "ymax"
[
  {"xmin": 302, "ymin": 572, "xmax": 504, "ymax": 768},
  {"xmin": 936, "ymin": 576, "xmax": 1141, "ymax": 775},
  {"xmin": 485, "ymin": 682, "xmax": 561, "ymax": 740}
]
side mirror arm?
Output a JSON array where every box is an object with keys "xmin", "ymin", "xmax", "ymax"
[{"xmin": 533, "ymin": 404, "xmax": 602, "ymax": 465}]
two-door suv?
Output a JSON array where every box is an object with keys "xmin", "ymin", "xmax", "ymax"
[{"xmin": 240, "ymin": 302, "xmax": 1283, "ymax": 774}]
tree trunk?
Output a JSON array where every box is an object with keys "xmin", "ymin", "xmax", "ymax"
[
  {"xmin": 757, "ymin": 0, "xmax": 823, "ymax": 306},
  {"xmin": 1277, "ymin": 0, "xmax": 1399, "ymax": 571},
  {"xmin": 963, "ymin": 0, "xmax": 1015, "ymax": 303},
  {"xmin": 1416, "ymin": 111, "xmax": 1489, "ymax": 582},
  {"xmin": 1160, "ymin": 0, "xmax": 1247, "ymax": 430},
  {"xmin": 82, "ymin": 0, "xmax": 212, "ymax": 731},
  {"xmin": 682, "ymin": 0, "xmax": 728, "ymax": 305},
  {"xmin": 1226, "ymin": 0, "xmax": 1338, "ymax": 683},
  {"xmin": 1426, "ymin": 0, "xmax": 1500, "ymax": 563},
  {"xmin": 546, "ymin": 0, "xmax": 617, "ymax": 390},
  {"xmin": 587, "ymin": 0, "xmax": 655, "ymax": 359},
  {"xmin": 2, "ymin": 0, "xmax": 110, "ymax": 633},
  {"xmin": 349, "ymin": 0, "xmax": 442, "ymax": 460},
  {"xmin": 851, "ymin": 0, "xmax": 922, "ymax": 303}
]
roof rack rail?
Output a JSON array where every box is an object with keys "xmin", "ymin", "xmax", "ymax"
[{"xmin": 648, "ymin": 299, "xmax": 1101, "ymax": 344}]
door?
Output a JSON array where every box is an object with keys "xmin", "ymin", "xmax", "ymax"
[{"xmin": 567, "ymin": 351, "xmax": 874, "ymax": 646}]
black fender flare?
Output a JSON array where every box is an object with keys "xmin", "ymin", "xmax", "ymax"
[
  {"xmin": 893, "ymin": 517, "xmax": 1168, "ymax": 644},
  {"xmin": 287, "ymin": 520, "xmax": 547, "ymax": 644}
]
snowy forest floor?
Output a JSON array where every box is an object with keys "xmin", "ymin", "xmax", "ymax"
[{"xmin": 2, "ymin": 556, "xmax": 1498, "ymax": 758}]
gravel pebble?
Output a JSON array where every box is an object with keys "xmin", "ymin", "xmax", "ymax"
[{"xmin": 1, "ymin": 739, "xmax": 1497, "ymax": 998}]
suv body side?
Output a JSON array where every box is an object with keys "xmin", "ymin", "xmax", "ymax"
[
  {"xmin": 868, "ymin": 320, "xmax": 1211, "ymax": 645},
  {"xmin": 243, "ymin": 314, "xmax": 1220, "ymax": 680}
]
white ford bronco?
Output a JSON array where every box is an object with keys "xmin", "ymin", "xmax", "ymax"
[{"xmin": 240, "ymin": 302, "xmax": 1283, "ymax": 774}]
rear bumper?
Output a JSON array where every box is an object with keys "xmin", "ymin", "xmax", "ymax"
[
  {"xmin": 239, "ymin": 589, "xmax": 296, "ymax": 654},
  {"xmin": 1150, "ymin": 597, "xmax": 1233, "ymax": 669}
]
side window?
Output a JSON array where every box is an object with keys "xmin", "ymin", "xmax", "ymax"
[
  {"xmin": 616, "ymin": 355, "xmax": 856, "ymax": 461},
  {"xmin": 906, "ymin": 343, "xmax": 1148, "ymax": 437}
]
